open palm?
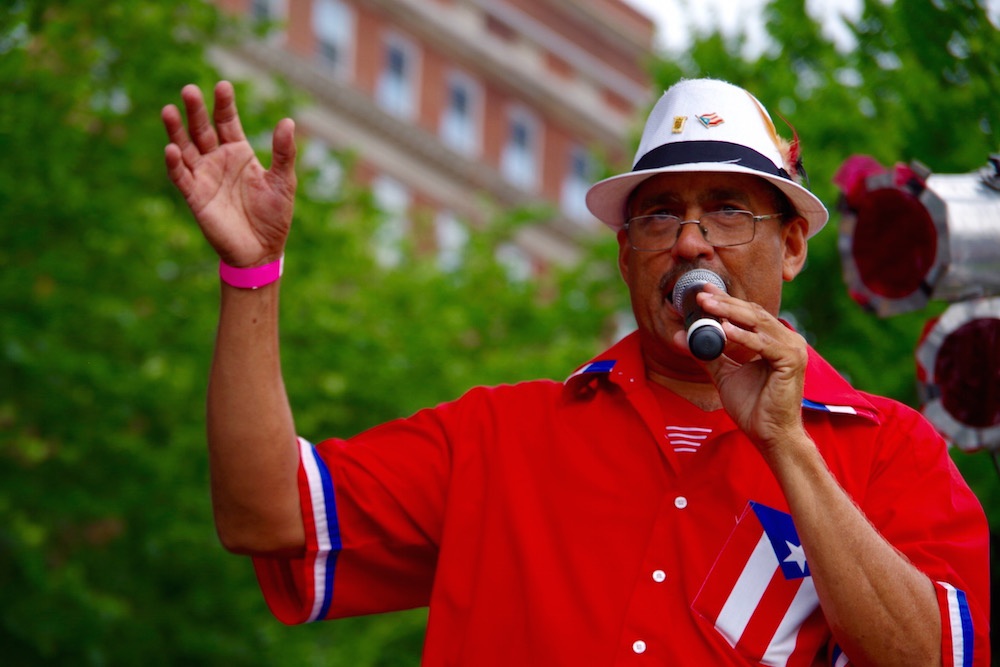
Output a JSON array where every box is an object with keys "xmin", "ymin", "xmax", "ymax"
[{"xmin": 162, "ymin": 81, "xmax": 297, "ymax": 267}]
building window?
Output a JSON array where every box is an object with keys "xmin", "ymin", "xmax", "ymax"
[
  {"xmin": 439, "ymin": 71, "xmax": 482, "ymax": 157},
  {"xmin": 495, "ymin": 242, "xmax": 533, "ymax": 283},
  {"xmin": 376, "ymin": 34, "xmax": 419, "ymax": 119},
  {"xmin": 560, "ymin": 145, "xmax": 595, "ymax": 223},
  {"xmin": 435, "ymin": 211, "xmax": 469, "ymax": 272},
  {"xmin": 300, "ymin": 139, "xmax": 344, "ymax": 202},
  {"xmin": 313, "ymin": 0, "xmax": 354, "ymax": 78},
  {"xmin": 251, "ymin": 0, "xmax": 287, "ymax": 41},
  {"xmin": 501, "ymin": 106, "xmax": 540, "ymax": 191},
  {"xmin": 251, "ymin": 0, "xmax": 286, "ymax": 23},
  {"xmin": 372, "ymin": 175, "xmax": 411, "ymax": 268}
]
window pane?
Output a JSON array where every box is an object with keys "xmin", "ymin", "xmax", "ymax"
[
  {"xmin": 252, "ymin": 0, "xmax": 284, "ymax": 22},
  {"xmin": 561, "ymin": 145, "xmax": 594, "ymax": 223},
  {"xmin": 435, "ymin": 211, "xmax": 469, "ymax": 272},
  {"xmin": 301, "ymin": 139, "xmax": 344, "ymax": 201},
  {"xmin": 251, "ymin": 0, "xmax": 287, "ymax": 40},
  {"xmin": 440, "ymin": 73, "xmax": 480, "ymax": 156},
  {"xmin": 314, "ymin": 0, "xmax": 353, "ymax": 75},
  {"xmin": 376, "ymin": 38, "xmax": 417, "ymax": 118},
  {"xmin": 495, "ymin": 242, "xmax": 533, "ymax": 282},
  {"xmin": 501, "ymin": 110, "xmax": 538, "ymax": 190},
  {"xmin": 372, "ymin": 176, "xmax": 411, "ymax": 268}
]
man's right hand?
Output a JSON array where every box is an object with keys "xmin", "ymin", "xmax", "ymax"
[{"xmin": 161, "ymin": 81, "xmax": 297, "ymax": 268}]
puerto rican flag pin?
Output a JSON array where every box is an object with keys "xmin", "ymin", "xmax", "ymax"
[{"xmin": 697, "ymin": 112, "xmax": 725, "ymax": 128}]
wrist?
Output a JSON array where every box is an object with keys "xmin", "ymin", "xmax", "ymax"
[
  {"xmin": 219, "ymin": 255, "xmax": 284, "ymax": 289},
  {"xmin": 759, "ymin": 430, "xmax": 822, "ymax": 477}
]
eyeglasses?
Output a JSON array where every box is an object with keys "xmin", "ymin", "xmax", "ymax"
[{"xmin": 623, "ymin": 211, "xmax": 784, "ymax": 252}]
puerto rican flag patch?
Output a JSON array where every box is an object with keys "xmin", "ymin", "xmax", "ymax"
[{"xmin": 693, "ymin": 502, "xmax": 821, "ymax": 666}]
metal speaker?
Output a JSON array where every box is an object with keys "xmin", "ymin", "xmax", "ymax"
[
  {"xmin": 834, "ymin": 155, "xmax": 1000, "ymax": 317},
  {"xmin": 916, "ymin": 297, "xmax": 1000, "ymax": 452}
]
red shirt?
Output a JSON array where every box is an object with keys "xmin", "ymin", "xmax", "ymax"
[{"xmin": 253, "ymin": 332, "xmax": 990, "ymax": 666}]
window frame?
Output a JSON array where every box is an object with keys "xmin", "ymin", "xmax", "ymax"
[
  {"xmin": 439, "ymin": 69, "xmax": 483, "ymax": 157},
  {"xmin": 500, "ymin": 104, "xmax": 542, "ymax": 192},
  {"xmin": 376, "ymin": 31, "xmax": 421, "ymax": 120}
]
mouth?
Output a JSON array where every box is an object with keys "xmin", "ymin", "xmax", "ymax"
[
  {"xmin": 659, "ymin": 274, "xmax": 682, "ymax": 313},
  {"xmin": 660, "ymin": 266, "xmax": 727, "ymax": 315},
  {"xmin": 661, "ymin": 286, "xmax": 684, "ymax": 320}
]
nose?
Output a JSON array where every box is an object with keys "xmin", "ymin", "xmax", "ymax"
[{"xmin": 671, "ymin": 217, "xmax": 715, "ymax": 261}]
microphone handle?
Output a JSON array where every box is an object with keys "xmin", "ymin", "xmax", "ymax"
[
  {"xmin": 681, "ymin": 285, "xmax": 726, "ymax": 361},
  {"xmin": 687, "ymin": 318, "xmax": 726, "ymax": 361}
]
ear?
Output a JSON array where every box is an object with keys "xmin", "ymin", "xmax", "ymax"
[
  {"xmin": 781, "ymin": 216, "xmax": 809, "ymax": 281},
  {"xmin": 616, "ymin": 229, "xmax": 631, "ymax": 283}
]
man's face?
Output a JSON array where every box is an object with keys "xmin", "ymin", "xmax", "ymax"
[{"xmin": 617, "ymin": 171, "xmax": 809, "ymax": 380}]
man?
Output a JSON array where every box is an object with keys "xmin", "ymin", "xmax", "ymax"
[{"xmin": 162, "ymin": 77, "xmax": 989, "ymax": 666}]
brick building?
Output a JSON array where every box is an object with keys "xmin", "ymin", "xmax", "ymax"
[{"xmin": 210, "ymin": 0, "xmax": 656, "ymax": 272}]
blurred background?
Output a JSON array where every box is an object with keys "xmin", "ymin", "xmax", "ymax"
[{"xmin": 2, "ymin": 0, "xmax": 998, "ymax": 663}]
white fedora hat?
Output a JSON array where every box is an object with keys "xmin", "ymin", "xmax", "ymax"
[{"xmin": 586, "ymin": 78, "xmax": 829, "ymax": 238}]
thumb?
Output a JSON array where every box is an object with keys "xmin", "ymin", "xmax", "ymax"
[{"xmin": 270, "ymin": 118, "xmax": 297, "ymax": 184}]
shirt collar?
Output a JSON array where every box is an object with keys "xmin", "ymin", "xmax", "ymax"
[
  {"xmin": 564, "ymin": 332, "xmax": 645, "ymax": 399},
  {"xmin": 564, "ymin": 330, "xmax": 880, "ymax": 424}
]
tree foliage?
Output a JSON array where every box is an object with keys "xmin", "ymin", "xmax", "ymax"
[
  {"xmin": 1, "ymin": 1, "xmax": 620, "ymax": 663},
  {"xmin": 2, "ymin": 0, "xmax": 997, "ymax": 663}
]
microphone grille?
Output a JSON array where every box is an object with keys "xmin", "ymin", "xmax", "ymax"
[{"xmin": 672, "ymin": 269, "xmax": 727, "ymax": 313}]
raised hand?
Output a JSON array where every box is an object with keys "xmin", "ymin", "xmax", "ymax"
[{"xmin": 162, "ymin": 81, "xmax": 297, "ymax": 268}]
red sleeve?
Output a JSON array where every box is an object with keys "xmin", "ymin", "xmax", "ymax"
[
  {"xmin": 935, "ymin": 580, "xmax": 982, "ymax": 667},
  {"xmin": 252, "ymin": 437, "xmax": 341, "ymax": 624},
  {"xmin": 860, "ymin": 398, "xmax": 990, "ymax": 666},
  {"xmin": 252, "ymin": 393, "xmax": 462, "ymax": 623}
]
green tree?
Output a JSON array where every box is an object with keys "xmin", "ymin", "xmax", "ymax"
[
  {"xmin": 1, "ymin": 1, "xmax": 281, "ymax": 663},
  {"xmin": 1, "ymin": 1, "xmax": 622, "ymax": 663},
  {"xmin": 4, "ymin": 0, "xmax": 997, "ymax": 663}
]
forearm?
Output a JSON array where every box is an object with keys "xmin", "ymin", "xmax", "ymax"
[
  {"xmin": 765, "ymin": 434, "xmax": 941, "ymax": 667},
  {"xmin": 207, "ymin": 281, "xmax": 305, "ymax": 554}
]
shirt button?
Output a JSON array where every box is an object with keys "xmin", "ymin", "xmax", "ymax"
[
  {"xmin": 632, "ymin": 640, "xmax": 647, "ymax": 654},
  {"xmin": 674, "ymin": 496, "xmax": 688, "ymax": 509},
  {"xmin": 652, "ymin": 569, "xmax": 666, "ymax": 583}
]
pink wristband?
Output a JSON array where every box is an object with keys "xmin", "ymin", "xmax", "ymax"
[{"xmin": 219, "ymin": 255, "xmax": 284, "ymax": 289}]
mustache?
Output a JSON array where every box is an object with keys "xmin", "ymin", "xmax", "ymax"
[{"xmin": 658, "ymin": 264, "xmax": 730, "ymax": 300}]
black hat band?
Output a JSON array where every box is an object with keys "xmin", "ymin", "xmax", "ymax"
[{"xmin": 633, "ymin": 141, "xmax": 791, "ymax": 181}]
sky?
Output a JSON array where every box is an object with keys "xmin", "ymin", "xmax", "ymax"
[
  {"xmin": 623, "ymin": 0, "xmax": 1000, "ymax": 56},
  {"xmin": 623, "ymin": 0, "xmax": 860, "ymax": 54}
]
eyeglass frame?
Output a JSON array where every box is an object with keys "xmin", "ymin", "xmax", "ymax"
[{"xmin": 622, "ymin": 210, "xmax": 787, "ymax": 252}]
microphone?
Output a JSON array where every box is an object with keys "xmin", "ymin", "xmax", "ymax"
[{"xmin": 672, "ymin": 268, "xmax": 727, "ymax": 361}]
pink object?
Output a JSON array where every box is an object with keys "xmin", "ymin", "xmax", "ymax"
[
  {"xmin": 832, "ymin": 154, "xmax": 885, "ymax": 205},
  {"xmin": 219, "ymin": 256, "xmax": 284, "ymax": 289}
]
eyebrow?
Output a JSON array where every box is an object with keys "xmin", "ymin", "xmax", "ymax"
[{"xmin": 629, "ymin": 187, "xmax": 753, "ymax": 215}]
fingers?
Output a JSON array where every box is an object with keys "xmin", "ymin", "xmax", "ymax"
[
  {"xmin": 699, "ymin": 291, "xmax": 767, "ymax": 334},
  {"xmin": 162, "ymin": 80, "xmax": 249, "ymax": 183},
  {"xmin": 161, "ymin": 102, "xmax": 193, "ymax": 158},
  {"xmin": 163, "ymin": 142, "xmax": 194, "ymax": 199},
  {"xmin": 698, "ymin": 292, "xmax": 805, "ymax": 365},
  {"xmin": 161, "ymin": 104, "xmax": 194, "ymax": 195},
  {"xmin": 162, "ymin": 81, "xmax": 296, "ymax": 202},
  {"xmin": 181, "ymin": 83, "xmax": 219, "ymax": 154},
  {"xmin": 161, "ymin": 89, "xmax": 206, "ymax": 174},
  {"xmin": 212, "ymin": 80, "xmax": 248, "ymax": 145}
]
